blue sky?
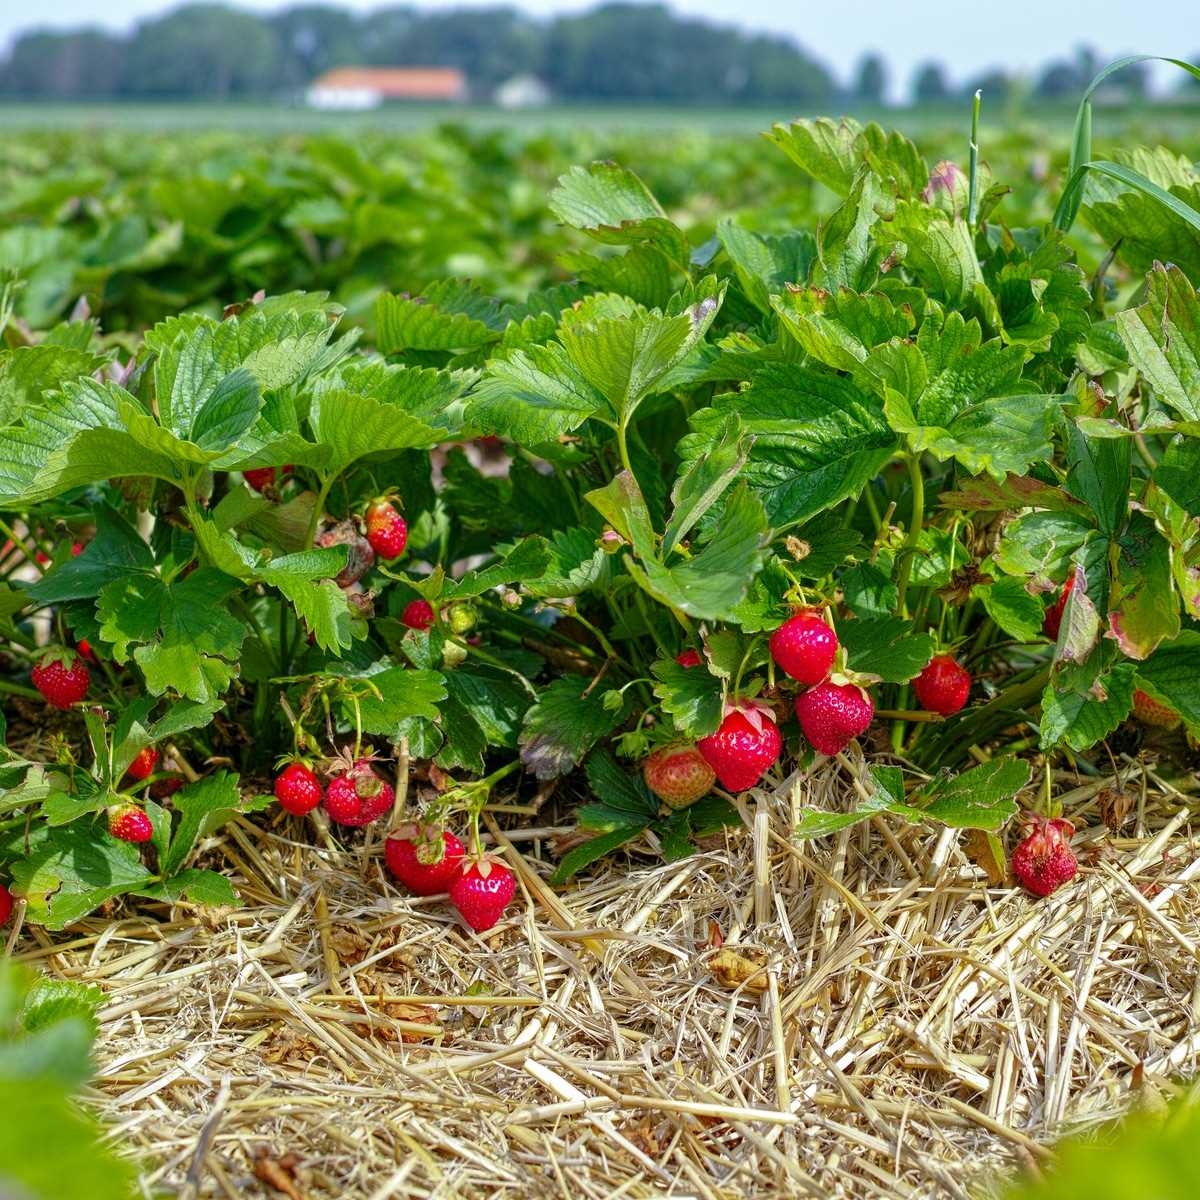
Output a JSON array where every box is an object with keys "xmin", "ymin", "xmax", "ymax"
[{"xmin": 1, "ymin": 0, "xmax": 1195, "ymax": 95}]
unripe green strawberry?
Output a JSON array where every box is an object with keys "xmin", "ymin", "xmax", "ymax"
[
  {"xmin": 642, "ymin": 744, "xmax": 716, "ymax": 809},
  {"xmin": 446, "ymin": 603, "xmax": 478, "ymax": 635}
]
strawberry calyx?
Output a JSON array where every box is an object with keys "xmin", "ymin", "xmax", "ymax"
[{"xmin": 722, "ymin": 697, "xmax": 776, "ymax": 736}]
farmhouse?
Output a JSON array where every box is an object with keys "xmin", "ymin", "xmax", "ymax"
[{"xmin": 306, "ymin": 67, "xmax": 468, "ymax": 110}]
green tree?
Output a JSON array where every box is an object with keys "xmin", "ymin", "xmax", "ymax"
[
  {"xmin": 121, "ymin": 4, "xmax": 283, "ymax": 97},
  {"xmin": 853, "ymin": 53, "xmax": 887, "ymax": 104},
  {"xmin": 269, "ymin": 5, "xmax": 365, "ymax": 86},
  {"xmin": 0, "ymin": 30, "xmax": 125, "ymax": 97},
  {"xmin": 912, "ymin": 61, "xmax": 950, "ymax": 103}
]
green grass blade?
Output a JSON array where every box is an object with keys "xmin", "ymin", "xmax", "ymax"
[
  {"xmin": 1056, "ymin": 55, "xmax": 1200, "ymax": 233},
  {"xmin": 1051, "ymin": 159, "xmax": 1200, "ymax": 240},
  {"xmin": 967, "ymin": 89, "xmax": 982, "ymax": 229}
]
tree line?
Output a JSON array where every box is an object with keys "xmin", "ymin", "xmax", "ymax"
[{"xmin": 0, "ymin": 3, "xmax": 1192, "ymax": 105}]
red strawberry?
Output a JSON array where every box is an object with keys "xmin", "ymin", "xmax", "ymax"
[
  {"xmin": 0, "ymin": 884, "xmax": 12, "ymax": 925},
  {"xmin": 402, "ymin": 599, "xmax": 436, "ymax": 630},
  {"xmin": 243, "ymin": 465, "xmax": 293, "ymax": 493},
  {"xmin": 126, "ymin": 746, "xmax": 160, "ymax": 782},
  {"xmin": 150, "ymin": 774, "xmax": 185, "ymax": 800},
  {"xmin": 324, "ymin": 760, "xmax": 394, "ymax": 826},
  {"xmin": 1043, "ymin": 575, "xmax": 1075, "ymax": 641},
  {"xmin": 675, "ymin": 649, "xmax": 702, "ymax": 668},
  {"xmin": 795, "ymin": 681, "xmax": 874, "ymax": 755},
  {"xmin": 274, "ymin": 761, "xmax": 323, "ymax": 815},
  {"xmin": 31, "ymin": 651, "xmax": 90, "ymax": 710},
  {"xmin": 769, "ymin": 610, "xmax": 838, "ymax": 685},
  {"xmin": 1011, "ymin": 816, "xmax": 1078, "ymax": 897},
  {"xmin": 385, "ymin": 828, "xmax": 465, "ymax": 895},
  {"xmin": 643, "ymin": 744, "xmax": 716, "ymax": 809},
  {"xmin": 365, "ymin": 500, "xmax": 408, "ymax": 560},
  {"xmin": 697, "ymin": 701, "xmax": 782, "ymax": 792},
  {"xmin": 1132, "ymin": 688, "xmax": 1180, "ymax": 729},
  {"xmin": 108, "ymin": 805, "xmax": 153, "ymax": 844},
  {"xmin": 77, "ymin": 639, "xmax": 97, "ymax": 664},
  {"xmin": 449, "ymin": 859, "xmax": 516, "ymax": 932},
  {"xmin": 70, "ymin": 541, "xmax": 86, "ymax": 557},
  {"xmin": 912, "ymin": 655, "xmax": 971, "ymax": 716}
]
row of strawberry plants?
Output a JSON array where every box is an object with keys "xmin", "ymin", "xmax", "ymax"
[{"xmin": 2, "ymin": 85, "xmax": 1200, "ymax": 928}]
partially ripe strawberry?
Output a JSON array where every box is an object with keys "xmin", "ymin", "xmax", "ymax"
[
  {"xmin": 274, "ymin": 762, "xmax": 323, "ymax": 815},
  {"xmin": 1131, "ymin": 688, "xmax": 1180, "ymax": 729},
  {"xmin": 365, "ymin": 500, "xmax": 408, "ymax": 560},
  {"xmin": 912, "ymin": 655, "xmax": 971, "ymax": 716},
  {"xmin": 0, "ymin": 884, "xmax": 12, "ymax": 925},
  {"xmin": 1043, "ymin": 575, "xmax": 1075, "ymax": 641},
  {"xmin": 697, "ymin": 702, "xmax": 782, "ymax": 792},
  {"xmin": 769, "ymin": 610, "xmax": 838, "ymax": 685},
  {"xmin": 126, "ymin": 746, "xmax": 160, "ymax": 782},
  {"xmin": 31, "ymin": 651, "xmax": 90, "ymax": 710},
  {"xmin": 243, "ymin": 465, "xmax": 293, "ymax": 493},
  {"xmin": 643, "ymin": 744, "xmax": 716, "ymax": 809},
  {"xmin": 324, "ymin": 760, "xmax": 394, "ymax": 826},
  {"xmin": 402, "ymin": 599, "xmax": 436, "ymax": 630},
  {"xmin": 450, "ymin": 859, "xmax": 516, "ymax": 931},
  {"xmin": 1012, "ymin": 816, "xmax": 1078, "ymax": 897},
  {"xmin": 795, "ymin": 681, "xmax": 874, "ymax": 755},
  {"xmin": 108, "ymin": 805, "xmax": 153, "ymax": 844},
  {"xmin": 675, "ymin": 649, "xmax": 702, "ymax": 668},
  {"xmin": 385, "ymin": 829, "xmax": 465, "ymax": 895}
]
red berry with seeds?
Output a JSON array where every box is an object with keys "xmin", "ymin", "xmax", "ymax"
[
  {"xmin": 32, "ymin": 651, "xmax": 90, "ymax": 710},
  {"xmin": 675, "ymin": 649, "xmax": 702, "ymax": 668},
  {"xmin": 0, "ymin": 884, "xmax": 12, "ymax": 925},
  {"xmin": 108, "ymin": 805, "xmax": 153, "ymax": 844},
  {"xmin": 324, "ymin": 760, "xmax": 394, "ymax": 827},
  {"xmin": 769, "ymin": 610, "xmax": 838, "ymax": 686},
  {"xmin": 1011, "ymin": 816, "xmax": 1078, "ymax": 897},
  {"xmin": 1131, "ymin": 688, "xmax": 1180, "ymax": 729},
  {"xmin": 126, "ymin": 746, "xmax": 160, "ymax": 782},
  {"xmin": 912, "ymin": 655, "xmax": 971, "ymax": 716},
  {"xmin": 402, "ymin": 599, "xmax": 436, "ymax": 630},
  {"xmin": 697, "ymin": 702, "xmax": 782, "ymax": 792},
  {"xmin": 449, "ymin": 860, "xmax": 516, "ymax": 932},
  {"xmin": 274, "ymin": 762, "xmax": 323, "ymax": 815},
  {"xmin": 643, "ymin": 744, "xmax": 716, "ymax": 809},
  {"xmin": 795, "ymin": 681, "xmax": 874, "ymax": 756},
  {"xmin": 385, "ymin": 829, "xmax": 465, "ymax": 895},
  {"xmin": 1043, "ymin": 575, "xmax": 1075, "ymax": 641},
  {"xmin": 365, "ymin": 500, "xmax": 408, "ymax": 560}
]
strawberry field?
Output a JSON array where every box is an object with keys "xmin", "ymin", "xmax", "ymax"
[{"xmin": 5, "ymin": 59, "xmax": 1200, "ymax": 1200}]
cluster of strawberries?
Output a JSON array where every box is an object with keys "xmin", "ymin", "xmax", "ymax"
[{"xmin": 274, "ymin": 762, "xmax": 514, "ymax": 931}]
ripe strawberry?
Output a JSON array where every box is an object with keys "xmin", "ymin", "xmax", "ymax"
[
  {"xmin": 365, "ymin": 500, "xmax": 408, "ymax": 560},
  {"xmin": 402, "ymin": 599, "xmax": 436, "ymax": 630},
  {"xmin": 1011, "ymin": 816, "xmax": 1078, "ymax": 897},
  {"xmin": 243, "ymin": 465, "xmax": 293, "ymax": 493},
  {"xmin": 643, "ymin": 744, "xmax": 716, "ymax": 809},
  {"xmin": 795, "ymin": 681, "xmax": 874, "ymax": 755},
  {"xmin": 449, "ymin": 859, "xmax": 516, "ymax": 932},
  {"xmin": 324, "ymin": 760, "xmax": 394, "ymax": 826},
  {"xmin": 150, "ymin": 774, "xmax": 185, "ymax": 800},
  {"xmin": 0, "ymin": 883, "xmax": 11, "ymax": 925},
  {"xmin": 1043, "ymin": 575, "xmax": 1075, "ymax": 641},
  {"xmin": 108, "ymin": 805, "xmax": 153, "ymax": 844},
  {"xmin": 697, "ymin": 701, "xmax": 782, "ymax": 792},
  {"xmin": 77, "ymin": 639, "xmax": 97, "ymax": 664},
  {"xmin": 769, "ymin": 610, "xmax": 838, "ymax": 685},
  {"xmin": 31, "ymin": 650, "xmax": 90, "ymax": 710},
  {"xmin": 385, "ymin": 828, "xmax": 465, "ymax": 895},
  {"xmin": 125, "ymin": 746, "xmax": 160, "ymax": 782},
  {"xmin": 912, "ymin": 655, "xmax": 971, "ymax": 716},
  {"xmin": 1131, "ymin": 687, "xmax": 1180, "ymax": 729},
  {"xmin": 70, "ymin": 541, "xmax": 86, "ymax": 557},
  {"xmin": 675, "ymin": 649, "xmax": 702, "ymax": 668},
  {"xmin": 274, "ymin": 762, "xmax": 323, "ymax": 815}
]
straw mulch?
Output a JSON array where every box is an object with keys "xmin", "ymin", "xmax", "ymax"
[{"xmin": 12, "ymin": 752, "xmax": 1200, "ymax": 1200}]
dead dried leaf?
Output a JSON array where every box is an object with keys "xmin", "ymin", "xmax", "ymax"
[{"xmin": 709, "ymin": 947, "xmax": 769, "ymax": 992}]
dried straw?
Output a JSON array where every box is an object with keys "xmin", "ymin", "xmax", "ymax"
[{"xmin": 15, "ymin": 752, "xmax": 1200, "ymax": 1199}]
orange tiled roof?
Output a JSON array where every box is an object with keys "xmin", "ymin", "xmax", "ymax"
[{"xmin": 311, "ymin": 67, "xmax": 467, "ymax": 99}]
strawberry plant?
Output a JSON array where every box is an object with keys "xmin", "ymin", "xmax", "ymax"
[{"xmin": 3, "ymin": 59, "xmax": 1200, "ymax": 923}]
